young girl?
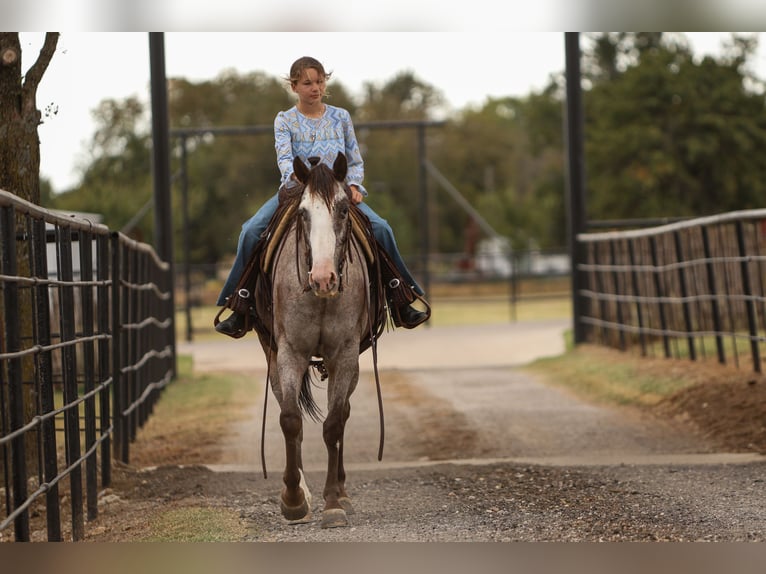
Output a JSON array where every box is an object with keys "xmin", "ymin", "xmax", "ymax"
[{"xmin": 215, "ymin": 56, "xmax": 427, "ymax": 335}]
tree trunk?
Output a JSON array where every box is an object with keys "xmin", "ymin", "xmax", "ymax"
[
  {"xmin": 1, "ymin": 33, "xmax": 58, "ymax": 201},
  {"xmin": 1, "ymin": 32, "xmax": 59, "ymax": 473}
]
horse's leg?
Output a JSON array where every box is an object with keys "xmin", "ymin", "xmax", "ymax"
[
  {"xmin": 320, "ymin": 356, "xmax": 359, "ymax": 528},
  {"xmin": 276, "ymin": 359, "xmax": 313, "ymax": 522}
]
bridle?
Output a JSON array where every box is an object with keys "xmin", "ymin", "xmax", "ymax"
[{"xmin": 293, "ymin": 183, "xmax": 354, "ymax": 294}]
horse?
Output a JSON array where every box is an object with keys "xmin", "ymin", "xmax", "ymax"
[{"xmin": 256, "ymin": 152, "xmax": 377, "ymax": 529}]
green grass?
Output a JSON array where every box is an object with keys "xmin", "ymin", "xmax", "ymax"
[
  {"xmin": 127, "ymin": 361, "xmax": 256, "ymax": 468},
  {"xmin": 526, "ymin": 342, "xmax": 703, "ymax": 408}
]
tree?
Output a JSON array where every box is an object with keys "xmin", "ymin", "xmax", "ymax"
[
  {"xmin": 430, "ymin": 80, "xmax": 566, "ymax": 253},
  {"xmin": 355, "ymin": 72, "xmax": 445, "ymax": 255},
  {"xmin": 0, "ymin": 33, "xmax": 59, "ymax": 203},
  {"xmin": 584, "ymin": 33, "xmax": 766, "ymax": 222},
  {"xmin": 52, "ymin": 96, "xmax": 155, "ymax": 240},
  {"xmin": 0, "ymin": 32, "xmax": 59, "ymax": 476}
]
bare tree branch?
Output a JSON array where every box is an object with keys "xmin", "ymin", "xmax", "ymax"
[{"xmin": 22, "ymin": 32, "xmax": 59, "ymax": 109}]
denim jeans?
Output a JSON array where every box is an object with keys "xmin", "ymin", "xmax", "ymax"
[{"xmin": 217, "ymin": 193, "xmax": 424, "ymax": 306}]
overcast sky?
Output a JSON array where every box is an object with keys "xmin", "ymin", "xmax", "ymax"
[{"xmin": 18, "ymin": 32, "xmax": 766, "ymax": 192}]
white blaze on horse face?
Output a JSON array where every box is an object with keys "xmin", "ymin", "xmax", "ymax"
[{"xmin": 302, "ymin": 187, "xmax": 345, "ymax": 297}]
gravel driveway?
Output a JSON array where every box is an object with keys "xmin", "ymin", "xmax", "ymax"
[{"xmin": 100, "ymin": 320, "xmax": 766, "ymax": 542}]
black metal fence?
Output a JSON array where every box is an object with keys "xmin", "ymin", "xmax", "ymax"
[
  {"xmin": 577, "ymin": 209, "xmax": 766, "ymax": 373},
  {"xmin": 0, "ymin": 189, "xmax": 175, "ymax": 542}
]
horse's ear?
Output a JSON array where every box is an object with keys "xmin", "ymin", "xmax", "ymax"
[
  {"xmin": 333, "ymin": 152, "xmax": 347, "ymax": 182},
  {"xmin": 293, "ymin": 156, "xmax": 310, "ymax": 184}
]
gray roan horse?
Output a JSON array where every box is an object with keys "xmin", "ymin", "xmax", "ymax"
[{"xmin": 257, "ymin": 152, "xmax": 377, "ymax": 529}]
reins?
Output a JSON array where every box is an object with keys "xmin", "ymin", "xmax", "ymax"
[{"xmin": 350, "ymin": 230, "xmax": 385, "ymax": 461}]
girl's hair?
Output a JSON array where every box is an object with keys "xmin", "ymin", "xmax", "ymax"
[{"xmin": 286, "ymin": 56, "xmax": 333, "ymax": 86}]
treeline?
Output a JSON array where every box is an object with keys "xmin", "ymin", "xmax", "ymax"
[{"xmin": 46, "ymin": 32, "xmax": 766, "ymax": 268}]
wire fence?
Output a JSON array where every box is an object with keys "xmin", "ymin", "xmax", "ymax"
[
  {"xmin": 0, "ymin": 189, "xmax": 175, "ymax": 542},
  {"xmin": 577, "ymin": 209, "xmax": 766, "ymax": 373}
]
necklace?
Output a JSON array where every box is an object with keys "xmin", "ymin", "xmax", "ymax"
[{"xmin": 298, "ymin": 104, "xmax": 325, "ymax": 119}]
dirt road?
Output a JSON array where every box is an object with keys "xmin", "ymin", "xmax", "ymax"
[{"xmin": 90, "ymin": 320, "xmax": 766, "ymax": 542}]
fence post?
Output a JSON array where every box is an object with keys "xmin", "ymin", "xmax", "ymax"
[
  {"xmin": 33, "ymin": 218, "xmax": 62, "ymax": 541},
  {"xmin": 78, "ymin": 229, "xmax": 99, "ymax": 521},
  {"xmin": 97, "ymin": 234, "xmax": 112, "ymax": 486},
  {"xmin": 56, "ymin": 226, "xmax": 85, "ymax": 541},
  {"xmin": 627, "ymin": 238, "xmax": 647, "ymax": 356},
  {"xmin": 649, "ymin": 236, "xmax": 671, "ymax": 358},
  {"xmin": 735, "ymin": 221, "xmax": 761, "ymax": 373},
  {"xmin": 701, "ymin": 226, "xmax": 726, "ymax": 365},
  {"xmin": 609, "ymin": 240, "xmax": 626, "ymax": 351},
  {"xmin": 593, "ymin": 242, "xmax": 609, "ymax": 345},
  {"xmin": 127, "ymin": 247, "xmax": 139, "ymax": 445},
  {"xmin": 110, "ymin": 233, "xmax": 126, "ymax": 463},
  {"xmin": 673, "ymin": 231, "xmax": 696, "ymax": 361},
  {"xmin": 1, "ymin": 204, "xmax": 30, "ymax": 541}
]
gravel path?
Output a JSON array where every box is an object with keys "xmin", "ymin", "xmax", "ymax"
[{"xmin": 103, "ymin": 321, "xmax": 766, "ymax": 542}]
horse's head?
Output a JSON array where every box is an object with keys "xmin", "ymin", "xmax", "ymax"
[{"xmin": 293, "ymin": 152, "xmax": 352, "ymax": 297}]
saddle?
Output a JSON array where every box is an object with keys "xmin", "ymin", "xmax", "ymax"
[{"xmin": 213, "ymin": 189, "xmax": 427, "ymax": 350}]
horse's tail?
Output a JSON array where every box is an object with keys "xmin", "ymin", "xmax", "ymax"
[{"xmin": 299, "ymin": 366, "xmax": 324, "ymax": 423}]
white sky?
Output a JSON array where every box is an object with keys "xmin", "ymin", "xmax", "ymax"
[{"xmin": 19, "ymin": 32, "xmax": 766, "ymax": 192}]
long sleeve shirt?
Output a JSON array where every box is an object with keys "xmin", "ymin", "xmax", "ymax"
[{"xmin": 274, "ymin": 104, "xmax": 368, "ymax": 195}]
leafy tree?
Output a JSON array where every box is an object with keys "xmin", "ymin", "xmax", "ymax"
[
  {"xmin": 50, "ymin": 96, "xmax": 155, "ymax": 240},
  {"xmin": 355, "ymin": 72, "xmax": 445, "ymax": 256},
  {"xmin": 584, "ymin": 32, "xmax": 766, "ymax": 222},
  {"xmin": 430, "ymin": 80, "xmax": 566, "ymax": 253}
]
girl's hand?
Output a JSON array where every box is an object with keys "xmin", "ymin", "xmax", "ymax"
[{"xmin": 349, "ymin": 185, "xmax": 364, "ymax": 204}]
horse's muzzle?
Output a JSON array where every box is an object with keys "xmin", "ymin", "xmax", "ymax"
[{"xmin": 308, "ymin": 268, "xmax": 339, "ymax": 297}]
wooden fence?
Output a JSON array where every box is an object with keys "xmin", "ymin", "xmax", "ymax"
[{"xmin": 577, "ymin": 209, "xmax": 766, "ymax": 373}]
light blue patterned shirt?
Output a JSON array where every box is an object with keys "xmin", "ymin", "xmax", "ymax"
[{"xmin": 274, "ymin": 104, "xmax": 367, "ymax": 195}]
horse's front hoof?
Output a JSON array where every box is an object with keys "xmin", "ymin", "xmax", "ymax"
[
  {"xmin": 281, "ymin": 497, "xmax": 312, "ymax": 522},
  {"xmin": 338, "ymin": 496, "xmax": 355, "ymax": 515},
  {"xmin": 321, "ymin": 508, "xmax": 348, "ymax": 529},
  {"xmin": 280, "ymin": 469, "xmax": 312, "ymax": 522}
]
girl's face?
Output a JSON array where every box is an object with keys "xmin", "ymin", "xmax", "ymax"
[{"xmin": 292, "ymin": 67, "xmax": 327, "ymax": 106}]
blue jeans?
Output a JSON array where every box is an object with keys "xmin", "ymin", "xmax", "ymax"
[{"xmin": 217, "ymin": 193, "xmax": 424, "ymax": 306}]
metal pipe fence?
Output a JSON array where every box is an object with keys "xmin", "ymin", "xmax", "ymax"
[
  {"xmin": 577, "ymin": 209, "xmax": 766, "ymax": 374},
  {"xmin": 0, "ymin": 189, "xmax": 175, "ymax": 542}
]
